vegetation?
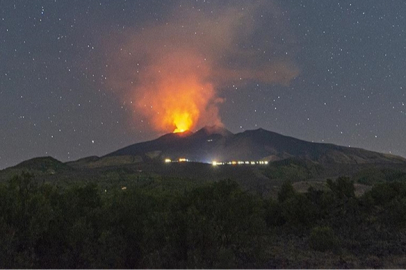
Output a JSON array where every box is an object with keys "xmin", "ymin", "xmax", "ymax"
[
  {"xmin": 2, "ymin": 172, "xmax": 406, "ymax": 268},
  {"xmin": 308, "ymin": 226, "xmax": 339, "ymax": 252},
  {"xmin": 354, "ymin": 167, "xmax": 406, "ymax": 185},
  {"xmin": 264, "ymin": 158, "xmax": 324, "ymax": 182}
]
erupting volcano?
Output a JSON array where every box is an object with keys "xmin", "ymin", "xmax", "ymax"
[
  {"xmin": 134, "ymin": 52, "xmax": 220, "ymax": 134},
  {"xmin": 106, "ymin": 1, "xmax": 299, "ymax": 136}
]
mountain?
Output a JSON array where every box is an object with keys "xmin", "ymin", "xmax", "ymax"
[
  {"xmin": 1, "ymin": 127, "xmax": 405, "ymax": 197},
  {"xmin": 10, "ymin": 156, "xmax": 73, "ymax": 173},
  {"xmin": 103, "ymin": 126, "xmax": 406, "ymax": 165},
  {"xmin": 0, "ymin": 156, "xmax": 74, "ymax": 181}
]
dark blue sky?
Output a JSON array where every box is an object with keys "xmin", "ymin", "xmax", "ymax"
[{"xmin": 1, "ymin": 0, "xmax": 405, "ymax": 169}]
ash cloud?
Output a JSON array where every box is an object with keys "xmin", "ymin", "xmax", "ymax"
[{"xmin": 106, "ymin": 0, "xmax": 299, "ymax": 133}]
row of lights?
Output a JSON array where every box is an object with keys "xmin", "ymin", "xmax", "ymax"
[
  {"xmin": 212, "ymin": 160, "xmax": 269, "ymax": 166},
  {"xmin": 165, "ymin": 158, "xmax": 189, "ymax": 163},
  {"xmin": 164, "ymin": 158, "xmax": 268, "ymax": 166}
]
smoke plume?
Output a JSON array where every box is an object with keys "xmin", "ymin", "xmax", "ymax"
[{"xmin": 106, "ymin": 0, "xmax": 299, "ymax": 133}]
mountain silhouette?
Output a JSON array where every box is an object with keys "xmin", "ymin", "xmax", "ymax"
[
  {"xmin": 103, "ymin": 126, "xmax": 406, "ymax": 165},
  {"xmin": 2, "ymin": 126, "xmax": 405, "ymax": 188}
]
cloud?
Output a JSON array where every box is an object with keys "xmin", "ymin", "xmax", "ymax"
[{"xmin": 105, "ymin": 0, "xmax": 299, "ymax": 133}]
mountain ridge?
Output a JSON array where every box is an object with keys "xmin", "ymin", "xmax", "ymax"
[
  {"xmin": 103, "ymin": 126, "xmax": 406, "ymax": 165},
  {"xmin": 2, "ymin": 126, "xmax": 404, "ymax": 173},
  {"xmin": 1, "ymin": 126, "xmax": 405, "ymax": 192}
]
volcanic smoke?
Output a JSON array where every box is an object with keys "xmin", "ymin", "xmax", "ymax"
[
  {"xmin": 135, "ymin": 51, "xmax": 220, "ymax": 133},
  {"xmin": 106, "ymin": 0, "xmax": 299, "ymax": 134}
]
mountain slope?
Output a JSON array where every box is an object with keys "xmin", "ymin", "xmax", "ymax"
[
  {"xmin": 104, "ymin": 126, "xmax": 406, "ymax": 165},
  {"xmin": 0, "ymin": 156, "xmax": 73, "ymax": 181}
]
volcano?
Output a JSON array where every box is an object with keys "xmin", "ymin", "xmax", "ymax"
[
  {"xmin": 102, "ymin": 125, "xmax": 405, "ymax": 165},
  {"xmin": 3, "ymin": 126, "xmax": 406, "ymax": 187}
]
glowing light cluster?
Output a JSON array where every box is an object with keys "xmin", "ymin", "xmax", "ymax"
[
  {"xmin": 164, "ymin": 159, "xmax": 269, "ymax": 166},
  {"xmin": 212, "ymin": 160, "xmax": 269, "ymax": 166}
]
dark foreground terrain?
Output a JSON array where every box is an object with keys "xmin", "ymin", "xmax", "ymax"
[{"xmin": 1, "ymin": 166, "xmax": 406, "ymax": 268}]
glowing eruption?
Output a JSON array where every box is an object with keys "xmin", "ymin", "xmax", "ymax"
[
  {"xmin": 173, "ymin": 111, "xmax": 192, "ymax": 133},
  {"xmin": 134, "ymin": 52, "xmax": 218, "ymax": 133},
  {"xmin": 106, "ymin": 1, "xmax": 299, "ymax": 134}
]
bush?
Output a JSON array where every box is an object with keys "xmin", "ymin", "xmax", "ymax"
[
  {"xmin": 281, "ymin": 194, "xmax": 317, "ymax": 229},
  {"xmin": 278, "ymin": 181, "xmax": 296, "ymax": 203},
  {"xmin": 165, "ymin": 180, "xmax": 267, "ymax": 268},
  {"xmin": 327, "ymin": 177, "xmax": 355, "ymax": 200},
  {"xmin": 309, "ymin": 226, "xmax": 339, "ymax": 252}
]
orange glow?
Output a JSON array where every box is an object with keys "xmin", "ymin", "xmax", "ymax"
[
  {"xmin": 106, "ymin": 2, "xmax": 299, "ymax": 135},
  {"xmin": 172, "ymin": 111, "xmax": 193, "ymax": 133},
  {"xmin": 135, "ymin": 51, "xmax": 221, "ymax": 133}
]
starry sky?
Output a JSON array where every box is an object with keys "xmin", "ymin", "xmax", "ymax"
[{"xmin": 1, "ymin": 0, "xmax": 406, "ymax": 169}]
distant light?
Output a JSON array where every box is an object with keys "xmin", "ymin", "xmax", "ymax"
[
  {"xmin": 231, "ymin": 161, "xmax": 237, "ymax": 165},
  {"xmin": 179, "ymin": 158, "xmax": 188, "ymax": 162},
  {"xmin": 121, "ymin": 187, "xmax": 127, "ymax": 190},
  {"xmin": 251, "ymin": 161, "xmax": 256, "ymax": 165},
  {"xmin": 165, "ymin": 158, "xmax": 172, "ymax": 163},
  {"xmin": 212, "ymin": 161, "xmax": 218, "ymax": 166}
]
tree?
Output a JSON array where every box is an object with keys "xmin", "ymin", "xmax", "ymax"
[
  {"xmin": 164, "ymin": 180, "xmax": 267, "ymax": 268},
  {"xmin": 278, "ymin": 181, "xmax": 296, "ymax": 203},
  {"xmin": 327, "ymin": 177, "xmax": 355, "ymax": 200}
]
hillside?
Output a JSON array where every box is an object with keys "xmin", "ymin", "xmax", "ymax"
[
  {"xmin": 0, "ymin": 156, "xmax": 73, "ymax": 180},
  {"xmin": 1, "ymin": 127, "xmax": 405, "ymax": 197},
  {"xmin": 104, "ymin": 126, "xmax": 406, "ymax": 165}
]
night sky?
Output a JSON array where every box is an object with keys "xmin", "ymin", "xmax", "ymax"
[{"xmin": 1, "ymin": 0, "xmax": 406, "ymax": 169}]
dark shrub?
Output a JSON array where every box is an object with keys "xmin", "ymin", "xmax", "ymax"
[{"xmin": 309, "ymin": 226, "xmax": 339, "ymax": 252}]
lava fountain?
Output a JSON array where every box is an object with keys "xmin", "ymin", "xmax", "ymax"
[{"xmin": 135, "ymin": 52, "xmax": 219, "ymax": 134}]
